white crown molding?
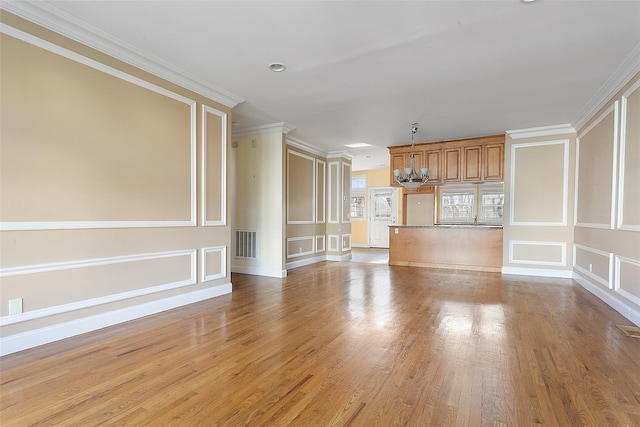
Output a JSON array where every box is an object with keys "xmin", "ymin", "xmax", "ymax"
[
  {"xmin": 327, "ymin": 150, "xmax": 355, "ymax": 160},
  {"xmin": 574, "ymin": 41, "xmax": 640, "ymax": 131},
  {"xmin": 286, "ymin": 136, "xmax": 328, "ymax": 158},
  {"xmin": 232, "ymin": 122, "xmax": 295, "ymax": 138},
  {"xmin": 1, "ymin": 1, "xmax": 244, "ymax": 108},
  {"xmin": 506, "ymin": 124, "xmax": 576, "ymax": 140}
]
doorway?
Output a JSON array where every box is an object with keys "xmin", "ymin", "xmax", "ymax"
[{"xmin": 368, "ymin": 187, "xmax": 398, "ymax": 248}]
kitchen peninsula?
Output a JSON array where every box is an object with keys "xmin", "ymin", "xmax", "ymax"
[
  {"xmin": 389, "ymin": 225, "xmax": 503, "ymax": 272},
  {"xmin": 388, "ymin": 133, "xmax": 505, "ymax": 272}
]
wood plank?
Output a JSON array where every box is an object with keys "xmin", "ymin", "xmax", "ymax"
[{"xmin": 1, "ymin": 258, "xmax": 640, "ymax": 426}]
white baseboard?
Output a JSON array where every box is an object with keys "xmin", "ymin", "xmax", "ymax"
[
  {"xmin": 501, "ymin": 266, "xmax": 573, "ymax": 279},
  {"xmin": 351, "ymin": 243, "xmax": 369, "ymax": 248},
  {"xmin": 573, "ymin": 272, "xmax": 640, "ymax": 326},
  {"xmin": 285, "ymin": 255, "xmax": 326, "ymax": 270},
  {"xmin": 231, "ymin": 265, "xmax": 287, "ymax": 278},
  {"xmin": 0, "ymin": 283, "xmax": 232, "ymax": 357},
  {"xmin": 326, "ymin": 253, "xmax": 352, "ymax": 262}
]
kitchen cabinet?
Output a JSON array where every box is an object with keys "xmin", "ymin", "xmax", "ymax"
[
  {"xmin": 388, "ymin": 134, "xmax": 504, "ymax": 186},
  {"xmin": 443, "ymin": 147, "xmax": 462, "ymax": 182},
  {"xmin": 463, "ymin": 145, "xmax": 482, "ymax": 181}
]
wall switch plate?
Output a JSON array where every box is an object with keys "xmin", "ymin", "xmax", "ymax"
[{"xmin": 9, "ymin": 298, "xmax": 23, "ymax": 315}]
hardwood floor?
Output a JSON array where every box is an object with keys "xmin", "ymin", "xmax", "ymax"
[{"xmin": 1, "ymin": 258, "xmax": 639, "ymax": 426}]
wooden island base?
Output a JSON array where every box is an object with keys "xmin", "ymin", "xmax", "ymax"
[{"xmin": 389, "ymin": 225, "xmax": 503, "ymax": 272}]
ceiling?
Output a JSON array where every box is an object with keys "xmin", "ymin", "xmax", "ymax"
[{"xmin": 5, "ymin": 1, "xmax": 640, "ymax": 170}]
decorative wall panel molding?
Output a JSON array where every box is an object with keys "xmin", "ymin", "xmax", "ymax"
[
  {"xmin": 202, "ymin": 105, "xmax": 227, "ymax": 226},
  {"xmin": 286, "ymin": 236, "xmax": 315, "ymax": 258},
  {"xmin": 287, "ymin": 150, "xmax": 316, "ymax": 224},
  {"xmin": 328, "ymin": 234, "xmax": 339, "ymax": 252},
  {"xmin": 508, "ymin": 240, "xmax": 566, "ymax": 267},
  {"xmin": 573, "ymin": 244, "xmax": 613, "ymax": 289},
  {"xmin": 615, "ymin": 255, "xmax": 640, "ymax": 306},
  {"xmin": 316, "ymin": 159, "xmax": 326, "ymax": 224},
  {"xmin": 510, "ymin": 140, "xmax": 569, "ymax": 226},
  {"xmin": 0, "ymin": 25, "xmax": 197, "ymax": 230},
  {"xmin": 575, "ymin": 103, "xmax": 617, "ymax": 229},
  {"xmin": 0, "ymin": 249, "xmax": 197, "ymax": 326},
  {"xmin": 316, "ymin": 235, "xmax": 326, "ymax": 253},
  {"xmin": 342, "ymin": 234, "xmax": 352, "ymax": 251},
  {"xmin": 618, "ymin": 79, "xmax": 640, "ymax": 231},
  {"xmin": 328, "ymin": 162, "xmax": 340, "ymax": 224},
  {"xmin": 201, "ymin": 246, "xmax": 227, "ymax": 282}
]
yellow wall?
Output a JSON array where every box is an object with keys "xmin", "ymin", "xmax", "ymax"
[
  {"xmin": 0, "ymin": 13, "xmax": 232, "ymax": 354},
  {"xmin": 351, "ymin": 168, "xmax": 392, "ymax": 246}
]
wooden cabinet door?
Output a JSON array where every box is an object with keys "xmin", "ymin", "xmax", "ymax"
[
  {"xmin": 483, "ymin": 143, "xmax": 504, "ymax": 181},
  {"xmin": 463, "ymin": 145, "xmax": 482, "ymax": 181},
  {"xmin": 390, "ymin": 153, "xmax": 405, "ymax": 186},
  {"xmin": 424, "ymin": 149, "xmax": 442, "ymax": 184},
  {"xmin": 443, "ymin": 148, "xmax": 461, "ymax": 182}
]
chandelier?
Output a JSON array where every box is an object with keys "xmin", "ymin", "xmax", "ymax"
[{"xmin": 393, "ymin": 123, "xmax": 430, "ymax": 191}]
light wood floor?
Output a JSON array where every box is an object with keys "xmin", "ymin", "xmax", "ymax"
[{"xmin": 2, "ymin": 256, "xmax": 640, "ymax": 426}]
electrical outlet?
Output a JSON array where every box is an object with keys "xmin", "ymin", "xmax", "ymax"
[{"xmin": 9, "ymin": 298, "xmax": 23, "ymax": 315}]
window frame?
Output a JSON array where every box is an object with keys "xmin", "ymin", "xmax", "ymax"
[
  {"xmin": 350, "ymin": 175, "xmax": 367, "ymax": 221},
  {"xmin": 436, "ymin": 183, "xmax": 504, "ymax": 225}
]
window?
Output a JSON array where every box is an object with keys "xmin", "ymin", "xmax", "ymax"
[
  {"xmin": 440, "ymin": 186, "xmax": 476, "ymax": 223},
  {"xmin": 351, "ymin": 175, "xmax": 367, "ymax": 220},
  {"xmin": 480, "ymin": 187, "xmax": 504, "ymax": 223},
  {"xmin": 437, "ymin": 184, "xmax": 503, "ymax": 224}
]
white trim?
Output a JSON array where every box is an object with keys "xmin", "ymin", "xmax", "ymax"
[
  {"xmin": 327, "ymin": 151, "xmax": 355, "ymax": 161},
  {"xmin": 316, "ymin": 235, "xmax": 326, "ymax": 253},
  {"xmin": 286, "ymin": 236, "xmax": 315, "ymax": 258},
  {"xmin": 201, "ymin": 246, "xmax": 227, "ymax": 282},
  {"xmin": 0, "ymin": 5, "xmax": 243, "ymax": 108},
  {"xmin": 510, "ymin": 140, "xmax": 569, "ymax": 226},
  {"xmin": 574, "ymin": 42, "xmax": 640, "ymax": 131},
  {"xmin": 573, "ymin": 244, "xmax": 613, "ymax": 289},
  {"xmin": 575, "ymin": 103, "xmax": 618, "ymax": 230},
  {"xmin": 573, "ymin": 271, "xmax": 640, "ymax": 327},
  {"xmin": 617, "ymin": 79, "xmax": 640, "ymax": 231},
  {"xmin": 0, "ymin": 284, "xmax": 231, "ymax": 356},
  {"xmin": 506, "ymin": 124, "xmax": 576, "ymax": 140},
  {"xmin": 328, "ymin": 234, "xmax": 340, "ymax": 251},
  {"xmin": 201, "ymin": 105, "xmax": 228, "ymax": 226},
  {"xmin": 615, "ymin": 255, "xmax": 640, "ymax": 307},
  {"xmin": 233, "ymin": 122, "xmax": 295, "ymax": 138},
  {"xmin": 287, "ymin": 149, "xmax": 317, "ymax": 224},
  {"xmin": 342, "ymin": 234, "xmax": 352, "ymax": 251},
  {"xmin": 351, "ymin": 243, "xmax": 370, "ymax": 248},
  {"xmin": 316, "ymin": 159, "xmax": 326, "ymax": 224},
  {"xmin": 328, "ymin": 162, "xmax": 340, "ymax": 224},
  {"xmin": 285, "ymin": 255, "xmax": 327, "ymax": 270},
  {"xmin": 0, "ymin": 250, "xmax": 197, "ymax": 326},
  {"xmin": 501, "ymin": 266, "xmax": 573, "ymax": 279},
  {"xmin": 508, "ymin": 240, "xmax": 567, "ymax": 267},
  {"xmin": 0, "ymin": 24, "xmax": 197, "ymax": 231},
  {"xmin": 326, "ymin": 253, "xmax": 353, "ymax": 262},
  {"xmin": 230, "ymin": 266, "xmax": 287, "ymax": 278},
  {"xmin": 287, "ymin": 136, "xmax": 327, "ymax": 158},
  {"xmin": 342, "ymin": 163, "xmax": 352, "ymax": 223}
]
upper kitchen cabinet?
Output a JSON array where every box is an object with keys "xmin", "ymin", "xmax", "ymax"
[{"xmin": 388, "ymin": 134, "xmax": 504, "ymax": 185}]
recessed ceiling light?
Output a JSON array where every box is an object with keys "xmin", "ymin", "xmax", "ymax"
[
  {"xmin": 268, "ymin": 62, "xmax": 286, "ymax": 72},
  {"xmin": 345, "ymin": 143, "xmax": 372, "ymax": 148},
  {"xmin": 521, "ymin": 0, "xmax": 536, "ymax": 2}
]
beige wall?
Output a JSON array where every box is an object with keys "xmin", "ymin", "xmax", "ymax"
[
  {"xmin": 0, "ymin": 14, "xmax": 232, "ymax": 354},
  {"xmin": 503, "ymin": 130, "xmax": 576, "ymax": 276},
  {"xmin": 573, "ymin": 72, "xmax": 640, "ymax": 325},
  {"xmin": 231, "ymin": 132, "xmax": 285, "ymax": 277},
  {"xmin": 351, "ymin": 168, "xmax": 392, "ymax": 246},
  {"xmin": 285, "ymin": 143, "xmax": 331, "ymax": 267}
]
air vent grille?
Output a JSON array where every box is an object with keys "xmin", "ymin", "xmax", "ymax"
[{"xmin": 235, "ymin": 230, "xmax": 257, "ymax": 259}]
